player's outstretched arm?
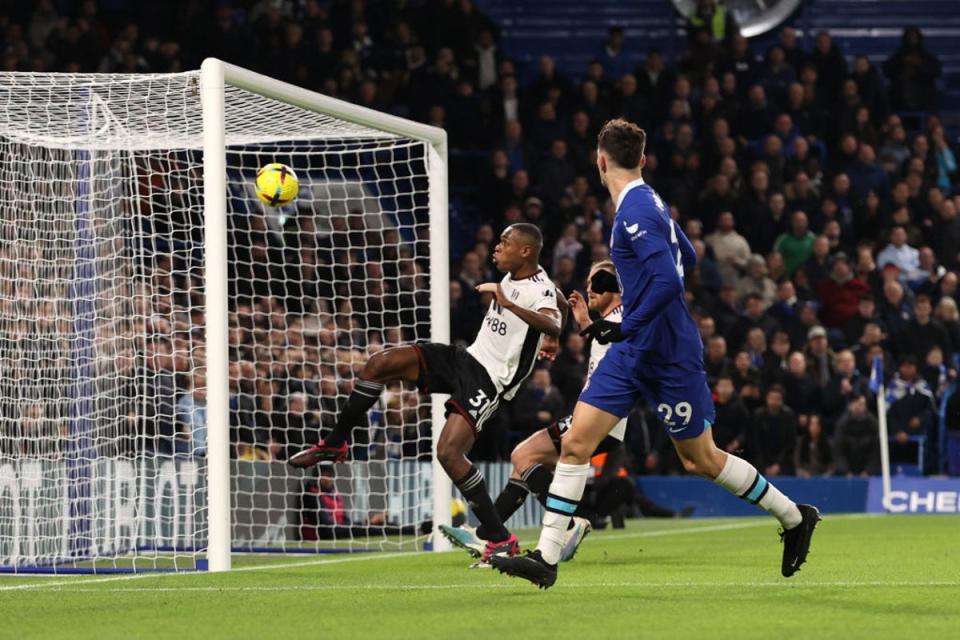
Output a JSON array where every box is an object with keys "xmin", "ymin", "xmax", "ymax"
[{"xmin": 477, "ymin": 283, "xmax": 562, "ymax": 338}]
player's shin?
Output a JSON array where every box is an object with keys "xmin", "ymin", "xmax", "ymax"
[
  {"xmin": 521, "ymin": 463, "xmax": 553, "ymax": 505},
  {"xmin": 325, "ymin": 379, "xmax": 384, "ymax": 445},
  {"xmin": 456, "ymin": 465, "xmax": 510, "ymax": 542},
  {"xmin": 536, "ymin": 462, "xmax": 591, "ymax": 564},
  {"xmin": 714, "ymin": 453, "xmax": 802, "ymax": 529},
  {"xmin": 494, "ymin": 479, "xmax": 529, "ymax": 522}
]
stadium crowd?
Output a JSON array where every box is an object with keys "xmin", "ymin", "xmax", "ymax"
[{"xmin": 2, "ymin": 0, "xmax": 959, "ymax": 476}]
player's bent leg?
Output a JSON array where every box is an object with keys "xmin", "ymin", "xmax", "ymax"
[
  {"xmin": 492, "ymin": 428, "xmax": 559, "ymax": 524},
  {"xmin": 289, "ymin": 346, "xmax": 422, "ymax": 467},
  {"xmin": 437, "ymin": 415, "xmax": 519, "ymax": 561},
  {"xmin": 672, "ymin": 430, "xmax": 821, "ymax": 577},
  {"xmin": 537, "ymin": 402, "xmax": 620, "ymax": 564},
  {"xmin": 493, "ymin": 401, "xmax": 622, "ymax": 587},
  {"xmin": 511, "ymin": 428, "xmax": 560, "ymax": 478}
]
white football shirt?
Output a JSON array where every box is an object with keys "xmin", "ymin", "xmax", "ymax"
[
  {"xmin": 587, "ymin": 303, "xmax": 628, "ymax": 441},
  {"xmin": 467, "ymin": 269, "xmax": 559, "ymax": 401}
]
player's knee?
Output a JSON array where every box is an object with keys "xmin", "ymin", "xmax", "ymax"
[
  {"xmin": 680, "ymin": 449, "xmax": 725, "ymax": 479},
  {"xmin": 361, "ymin": 351, "xmax": 391, "ymax": 382},
  {"xmin": 510, "ymin": 447, "xmax": 529, "ymax": 474},
  {"xmin": 559, "ymin": 436, "xmax": 591, "ymax": 465},
  {"xmin": 436, "ymin": 438, "xmax": 466, "ymax": 472}
]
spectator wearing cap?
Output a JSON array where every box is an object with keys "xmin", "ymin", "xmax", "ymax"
[
  {"xmin": 523, "ymin": 196, "xmax": 546, "ymax": 230},
  {"xmin": 804, "ymin": 325, "xmax": 836, "ymax": 387},
  {"xmin": 877, "ymin": 225, "xmax": 921, "ymax": 281},
  {"xmin": 735, "ymin": 253, "xmax": 776, "ymax": 310},
  {"xmin": 815, "ymin": 251, "xmax": 871, "ymax": 329},
  {"xmin": 774, "ymin": 210, "xmax": 815, "ymax": 274}
]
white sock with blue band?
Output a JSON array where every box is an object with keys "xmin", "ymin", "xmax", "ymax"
[
  {"xmin": 714, "ymin": 453, "xmax": 802, "ymax": 529},
  {"xmin": 537, "ymin": 461, "xmax": 591, "ymax": 564}
]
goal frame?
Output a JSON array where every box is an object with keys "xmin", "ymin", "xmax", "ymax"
[{"xmin": 199, "ymin": 58, "xmax": 451, "ymax": 572}]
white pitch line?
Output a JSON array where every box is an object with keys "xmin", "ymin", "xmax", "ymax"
[
  {"xmin": 0, "ymin": 514, "xmax": 878, "ymax": 593},
  {"xmin": 18, "ymin": 580, "xmax": 960, "ymax": 594}
]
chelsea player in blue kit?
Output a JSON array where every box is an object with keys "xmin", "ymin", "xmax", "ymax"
[{"xmin": 492, "ymin": 119, "xmax": 820, "ymax": 588}]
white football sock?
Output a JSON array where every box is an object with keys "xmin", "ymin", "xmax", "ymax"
[
  {"xmin": 536, "ymin": 461, "xmax": 591, "ymax": 565},
  {"xmin": 714, "ymin": 453, "xmax": 802, "ymax": 529}
]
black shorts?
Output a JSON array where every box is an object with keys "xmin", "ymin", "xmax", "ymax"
[
  {"xmin": 413, "ymin": 342, "xmax": 500, "ymax": 432},
  {"xmin": 547, "ymin": 415, "xmax": 621, "ymax": 456}
]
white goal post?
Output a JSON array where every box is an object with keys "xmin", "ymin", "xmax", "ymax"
[
  {"xmin": 200, "ymin": 59, "xmax": 452, "ymax": 571},
  {"xmin": 0, "ymin": 58, "xmax": 451, "ymax": 574}
]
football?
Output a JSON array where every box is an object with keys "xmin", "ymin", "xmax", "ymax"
[{"xmin": 255, "ymin": 162, "xmax": 299, "ymax": 207}]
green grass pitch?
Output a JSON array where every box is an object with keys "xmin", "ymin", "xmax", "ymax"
[{"xmin": 2, "ymin": 514, "xmax": 958, "ymax": 639}]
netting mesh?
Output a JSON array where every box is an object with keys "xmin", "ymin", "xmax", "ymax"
[{"xmin": 0, "ymin": 70, "xmax": 437, "ymax": 572}]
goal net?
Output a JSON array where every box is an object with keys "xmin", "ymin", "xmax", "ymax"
[{"xmin": 0, "ymin": 60, "xmax": 450, "ymax": 573}]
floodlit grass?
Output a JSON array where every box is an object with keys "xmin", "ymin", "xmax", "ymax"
[{"xmin": 2, "ymin": 514, "xmax": 958, "ymax": 639}]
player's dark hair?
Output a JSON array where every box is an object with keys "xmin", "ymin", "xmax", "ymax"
[
  {"xmin": 597, "ymin": 118, "xmax": 646, "ymax": 169},
  {"xmin": 508, "ymin": 222, "xmax": 543, "ymax": 253}
]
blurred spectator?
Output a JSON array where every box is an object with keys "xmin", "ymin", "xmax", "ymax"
[
  {"xmin": 822, "ymin": 349, "xmax": 870, "ymax": 427},
  {"xmin": 877, "ymin": 226, "xmax": 921, "ymax": 280},
  {"xmin": 784, "ymin": 349, "xmax": 820, "ymax": 430},
  {"xmin": 747, "ymin": 385, "xmax": 798, "ymax": 476},
  {"xmin": 176, "ymin": 370, "xmax": 207, "ymax": 458},
  {"xmin": 816, "ymin": 252, "xmax": 871, "ymax": 329},
  {"xmin": 735, "ymin": 254, "xmax": 776, "ymax": 309},
  {"xmin": 705, "ymin": 211, "xmax": 751, "ymax": 284},
  {"xmin": 794, "ymin": 415, "xmax": 833, "ymax": 477},
  {"xmin": 687, "ymin": 0, "xmax": 739, "ymax": 47},
  {"xmin": 883, "ymin": 26, "xmax": 942, "ymax": 112},
  {"xmin": 833, "ymin": 395, "xmax": 881, "ymax": 476},
  {"xmin": 775, "ymin": 211, "xmax": 815, "ymax": 274},
  {"xmin": 510, "ymin": 368, "xmax": 565, "ymax": 433},
  {"xmin": 900, "ymin": 294, "xmax": 953, "ymax": 361},
  {"xmin": 887, "ymin": 355, "xmax": 937, "ymax": 470},
  {"xmin": 711, "ymin": 375, "xmax": 749, "ymax": 453}
]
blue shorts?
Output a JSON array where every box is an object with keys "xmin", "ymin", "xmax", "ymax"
[{"xmin": 578, "ymin": 342, "xmax": 715, "ymax": 440}]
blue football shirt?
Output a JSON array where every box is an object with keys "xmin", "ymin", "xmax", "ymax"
[{"xmin": 609, "ymin": 178, "xmax": 702, "ymax": 364}]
